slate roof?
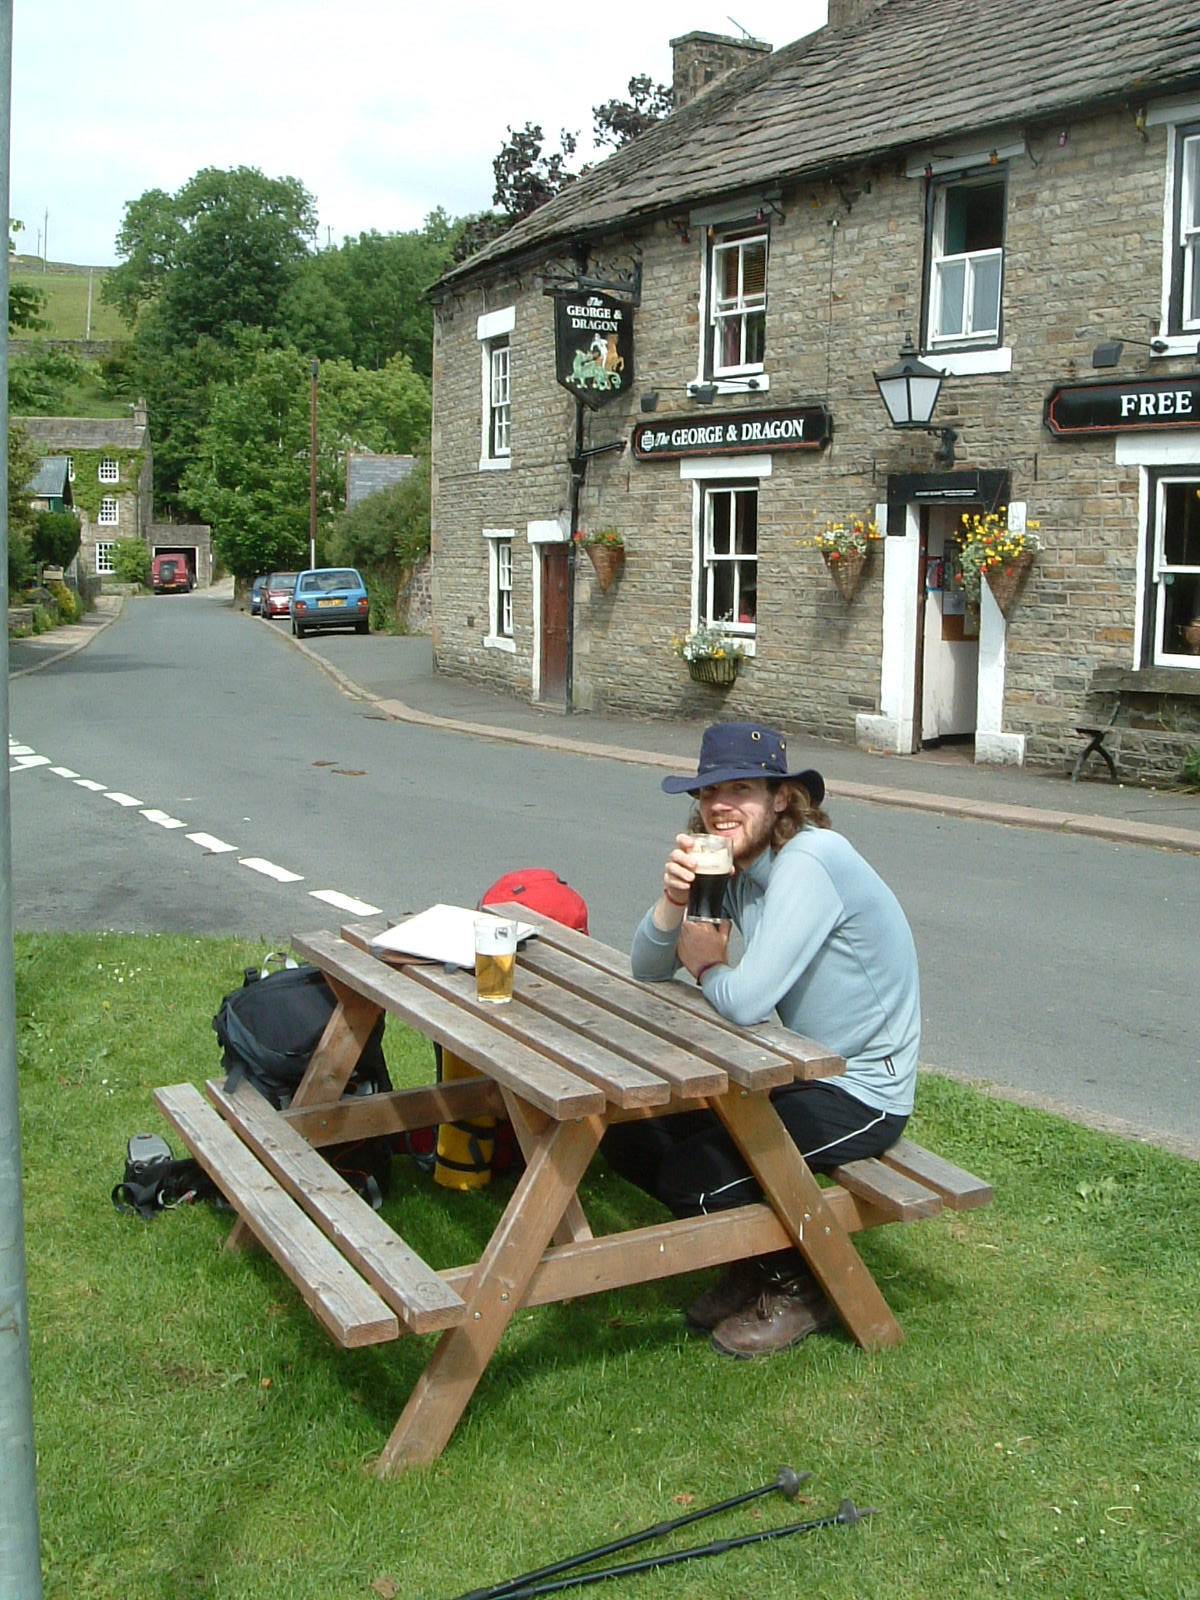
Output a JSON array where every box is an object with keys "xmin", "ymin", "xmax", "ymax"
[
  {"xmin": 14, "ymin": 415, "xmax": 150, "ymax": 451},
  {"xmin": 345, "ymin": 452, "xmax": 417, "ymax": 507},
  {"xmin": 440, "ymin": 0, "xmax": 1200, "ymax": 289},
  {"xmin": 28, "ymin": 456, "xmax": 71, "ymax": 500}
]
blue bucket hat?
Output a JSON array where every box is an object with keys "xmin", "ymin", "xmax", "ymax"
[{"xmin": 662, "ymin": 722, "xmax": 824, "ymax": 805}]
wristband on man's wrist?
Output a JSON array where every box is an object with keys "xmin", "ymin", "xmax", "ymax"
[
  {"xmin": 694, "ymin": 960, "xmax": 720, "ymax": 983},
  {"xmin": 663, "ymin": 887, "xmax": 688, "ymax": 907}
]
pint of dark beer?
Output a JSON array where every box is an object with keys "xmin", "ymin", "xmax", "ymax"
[{"xmin": 685, "ymin": 833, "xmax": 733, "ymax": 922}]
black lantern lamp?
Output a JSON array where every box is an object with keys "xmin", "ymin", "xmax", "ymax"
[{"xmin": 874, "ymin": 332, "xmax": 957, "ymax": 466}]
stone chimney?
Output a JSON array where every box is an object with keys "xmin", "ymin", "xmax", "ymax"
[
  {"xmin": 825, "ymin": 0, "xmax": 890, "ymax": 31},
  {"xmin": 670, "ymin": 31, "xmax": 772, "ymax": 111}
]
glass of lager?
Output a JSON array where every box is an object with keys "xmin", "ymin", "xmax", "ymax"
[
  {"xmin": 474, "ymin": 917, "xmax": 517, "ymax": 1004},
  {"xmin": 685, "ymin": 833, "xmax": 733, "ymax": 922}
]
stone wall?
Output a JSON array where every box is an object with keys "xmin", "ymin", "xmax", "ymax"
[{"xmin": 432, "ymin": 106, "xmax": 1200, "ymax": 782}]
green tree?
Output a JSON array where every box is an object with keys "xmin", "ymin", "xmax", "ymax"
[
  {"xmin": 101, "ymin": 188, "xmax": 182, "ymax": 324},
  {"xmin": 7, "ymin": 423, "xmax": 41, "ymax": 592},
  {"xmin": 327, "ymin": 456, "xmax": 430, "ymax": 576},
  {"xmin": 106, "ymin": 167, "xmax": 318, "ymax": 511},
  {"xmin": 8, "ymin": 344, "xmax": 85, "ymax": 413},
  {"xmin": 104, "ymin": 167, "xmax": 317, "ymax": 343},
  {"xmin": 278, "ymin": 214, "xmax": 457, "ymax": 379},
  {"xmin": 32, "ymin": 510, "xmax": 82, "ymax": 571},
  {"xmin": 181, "ymin": 339, "xmax": 431, "ymax": 579},
  {"xmin": 8, "ymin": 218, "xmax": 46, "ymax": 333}
]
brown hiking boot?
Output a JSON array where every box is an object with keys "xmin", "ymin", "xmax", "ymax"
[
  {"xmin": 709, "ymin": 1276, "xmax": 839, "ymax": 1359},
  {"xmin": 685, "ymin": 1260, "xmax": 767, "ymax": 1331}
]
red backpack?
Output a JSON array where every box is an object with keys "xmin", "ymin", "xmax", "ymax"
[{"xmin": 479, "ymin": 868, "xmax": 589, "ymax": 933}]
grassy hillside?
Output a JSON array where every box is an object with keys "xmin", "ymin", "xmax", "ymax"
[{"xmin": 10, "ymin": 256, "xmax": 132, "ymax": 342}]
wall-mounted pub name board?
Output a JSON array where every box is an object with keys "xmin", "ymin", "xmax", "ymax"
[
  {"xmin": 1044, "ymin": 374, "xmax": 1200, "ymax": 436},
  {"xmin": 554, "ymin": 291, "xmax": 634, "ymax": 409},
  {"xmin": 632, "ymin": 405, "xmax": 831, "ymax": 461}
]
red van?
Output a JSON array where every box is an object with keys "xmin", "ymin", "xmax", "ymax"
[{"xmin": 152, "ymin": 554, "xmax": 192, "ymax": 594}]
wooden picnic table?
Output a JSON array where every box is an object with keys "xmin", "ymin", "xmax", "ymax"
[{"xmin": 156, "ymin": 905, "xmax": 991, "ymax": 1475}]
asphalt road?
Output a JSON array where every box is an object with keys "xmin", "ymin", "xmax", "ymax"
[{"xmin": 8, "ymin": 586, "xmax": 1198, "ymax": 1153}]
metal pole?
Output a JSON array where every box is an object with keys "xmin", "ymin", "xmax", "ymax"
[
  {"xmin": 309, "ymin": 359, "xmax": 318, "ymax": 569},
  {"xmin": 565, "ymin": 399, "xmax": 583, "ymax": 712},
  {"xmin": 456, "ymin": 1468, "xmax": 810, "ymax": 1600},
  {"xmin": 0, "ymin": 0, "xmax": 48, "ymax": 1590},
  {"xmin": 492, "ymin": 1499, "xmax": 875, "ymax": 1600}
]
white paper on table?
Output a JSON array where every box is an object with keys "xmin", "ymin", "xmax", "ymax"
[{"xmin": 370, "ymin": 903, "xmax": 538, "ymax": 969}]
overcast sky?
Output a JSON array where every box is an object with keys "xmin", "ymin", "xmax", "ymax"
[{"xmin": 10, "ymin": 1, "xmax": 828, "ymax": 268}]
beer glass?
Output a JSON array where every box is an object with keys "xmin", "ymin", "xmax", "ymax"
[
  {"xmin": 685, "ymin": 833, "xmax": 733, "ymax": 922},
  {"xmin": 474, "ymin": 917, "xmax": 517, "ymax": 1004}
]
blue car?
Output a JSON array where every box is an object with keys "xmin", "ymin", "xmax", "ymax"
[
  {"xmin": 290, "ymin": 566, "xmax": 370, "ymax": 638},
  {"xmin": 250, "ymin": 574, "xmax": 266, "ymax": 615}
]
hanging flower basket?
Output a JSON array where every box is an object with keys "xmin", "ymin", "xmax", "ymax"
[
  {"xmin": 823, "ymin": 549, "xmax": 867, "ymax": 603},
  {"xmin": 585, "ymin": 542, "xmax": 625, "ymax": 592},
  {"xmin": 984, "ymin": 549, "xmax": 1036, "ymax": 615},
  {"xmin": 687, "ymin": 654, "xmax": 741, "ymax": 687}
]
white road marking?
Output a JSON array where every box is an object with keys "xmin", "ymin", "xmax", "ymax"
[
  {"xmin": 187, "ymin": 833, "xmax": 238, "ymax": 854},
  {"xmin": 309, "ymin": 889, "xmax": 383, "ymax": 916},
  {"xmin": 239, "ymin": 857, "xmax": 304, "ymax": 884},
  {"xmin": 142, "ymin": 809, "xmax": 188, "ymax": 829},
  {"xmin": 15, "ymin": 743, "xmax": 377, "ymax": 911}
]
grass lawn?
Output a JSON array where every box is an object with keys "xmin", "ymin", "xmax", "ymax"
[
  {"xmin": 16, "ymin": 932, "xmax": 1199, "ymax": 1599},
  {"xmin": 10, "ymin": 263, "xmax": 131, "ymax": 343}
]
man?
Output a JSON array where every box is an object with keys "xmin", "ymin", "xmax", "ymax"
[{"xmin": 603, "ymin": 722, "xmax": 920, "ymax": 1358}]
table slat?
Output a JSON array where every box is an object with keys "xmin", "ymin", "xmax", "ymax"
[
  {"xmin": 292, "ymin": 931, "xmax": 605, "ymax": 1120},
  {"xmin": 491, "ymin": 904, "xmax": 846, "ymax": 1080},
  {"xmin": 515, "ymin": 940, "xmax": 794, "ymax": 1089},
  {"xmin": 403, "ymin": 964, "xmax": 673, "ymax": 1108}
]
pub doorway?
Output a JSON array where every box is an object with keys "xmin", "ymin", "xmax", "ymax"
[
  {"xmin": 915, "ymin": 504, "xmax": 978, "ymax": 747},
  {"xmin": 539, "ymin": 544, "xmax": 569, "ymax": 704}
]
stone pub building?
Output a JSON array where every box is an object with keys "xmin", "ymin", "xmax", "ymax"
[{"xmin": 429, "ymin": 0, "xmax": 1200, "ymax": 783}]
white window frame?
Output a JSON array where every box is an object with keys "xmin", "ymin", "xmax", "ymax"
[
  {"xmin": 98, "ymin": 495, "xmax": 119, "ymax": 526},
  {"xmin": 98, "ymin": 456, "xmax": 120, "ymax": 483},
  {"xmin": 927, "ymin": 174, "xmax": 1005, "ymax": 348},
  {"xmin": 707, "ymin": 228, "xmax": 768, "ymax": 378},
  {"xmin": 477, "ymin": 306, "xmax": 515, "ymax": 472},
  {"xmin": 482, "ymin": 528, "xmax": 516, "ymax": 651},
  {"xmin": 1168, "ymin": 125, "xmax": 1200, "ymax": 335},
  {"xmin": 1147, "ymin": 472, "xmax": 1200, "ymax": 667},
  {"xmin": 66, "ymin": 456, "xmax": 75, "ymax": 483},
  {"xmin": 488, "ymin": 342, "xmax": 511, "ymax": 458},
  {"xmin": 94, "ymin": 540, "xmax": 116, "ymax": 574},
  {"xmin": 701, "ymin": 482, "xmax": 759, "ymax": 640}
]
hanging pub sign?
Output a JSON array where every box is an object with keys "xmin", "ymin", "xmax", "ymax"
[
  {"xmin": 1044, "ymin": 374, "xmax": 1200, "ymax": 436},
  {"xmin": 554, "ymin": 291, "xmax": 634, "ymax": 409},
  {"xmin": 632, "ymin": 405, "xmax": 832, "ymax": 461}
]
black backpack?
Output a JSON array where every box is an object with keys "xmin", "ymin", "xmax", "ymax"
[{"xmin": 212, "ymin": 960, "xmax": 396, "ymax": 1207}]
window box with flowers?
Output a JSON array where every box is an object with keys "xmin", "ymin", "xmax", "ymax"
[
  {"xmin": 671, "ymin": 622, "xmax": 746, "ymax": 686},
  {"xmin": 804, "ymin": 514, "xmax": 882, "ymax": 602},
  {"xmin": 574, "ymin": 527, "xmax": 625, "ymax": 591},
  {"xmin": 958, "ymin": 509, "xmax": 1041, "ymax": 615}
]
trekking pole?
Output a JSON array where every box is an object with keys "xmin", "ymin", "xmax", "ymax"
[
  {"xmin": 454, "ymin": 1466, "xmax": 811, "ymax": 1600},
  {"xmin": 490, "ymin": 1499, "xmax": 876, "ymax": 1600}
]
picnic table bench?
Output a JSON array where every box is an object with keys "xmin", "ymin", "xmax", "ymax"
[{"xmin": 155, "ymin": 908, "xmax": 992, "ymax": 1474}]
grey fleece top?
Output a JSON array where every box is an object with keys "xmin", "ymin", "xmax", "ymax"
[{"xmin": 631, "ymin": 828, "xmax": 921, "ymax": 1116}]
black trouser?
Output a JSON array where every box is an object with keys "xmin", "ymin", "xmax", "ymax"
[{"xmin": 601, "ymin": 1081, "xmax": 908, "ymax": 1219}]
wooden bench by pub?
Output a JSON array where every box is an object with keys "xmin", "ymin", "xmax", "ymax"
[{"xmin": 153, "ymin": 917, "xmax": 994, "ymax": 1471}]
